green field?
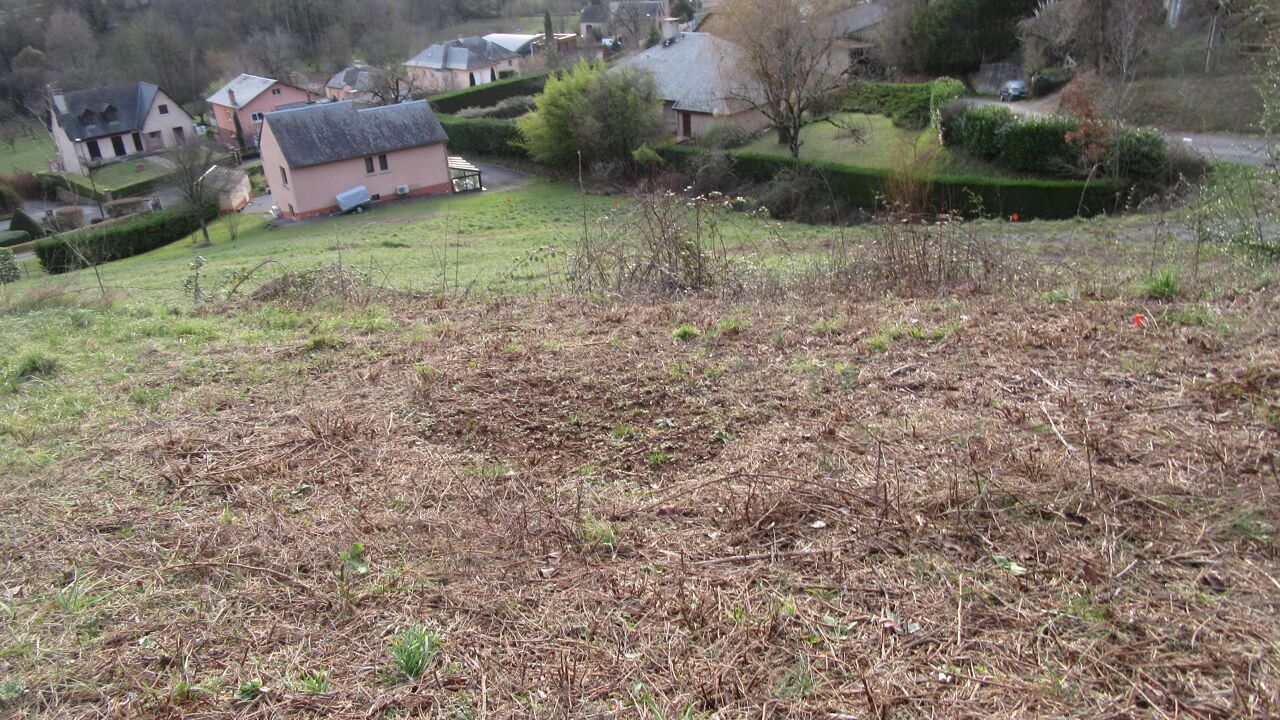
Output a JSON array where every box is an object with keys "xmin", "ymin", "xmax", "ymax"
[
  {"xmin": 82, "ymin": 156, "xmax": 172, "ymax": 191},
  {"xmin": 0, "ymin": 126, "xmax": 55, "ymax": 175},
  {"xmin": 6, "ymin": 179, "xmax": 832, "ymax": 301},
  {"xmin": 741, "ymin": 112, "xmax": 1004, "ymax": 177}
]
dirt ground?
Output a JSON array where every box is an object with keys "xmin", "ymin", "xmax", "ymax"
[{"xmin": 2, "ymin": 284, "xmax": 1278, "ymax": 718}]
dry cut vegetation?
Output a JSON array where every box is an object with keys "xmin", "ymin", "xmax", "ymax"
[{"xmin": 2, "ymin": 273, "xmax": 1279, "ymax": 717}]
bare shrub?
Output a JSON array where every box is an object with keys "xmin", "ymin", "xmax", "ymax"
[
  {"xmin": 882, "ymin": 135, "xmax": 941, "ymax": 213},
  {"xmin": 824, "ymin": 214, "xmax": 1018, "ymax": 296},
  {"xmin": 245, "ymin": 262, "xmax": 389, "ymax": 306},
  {"xmin": 53, "ymin": 206, "xmax": 86, "ymax": 232},
  {"xmin": 566, "ymin": 190, "xmax": 769, "ymax": 297}
]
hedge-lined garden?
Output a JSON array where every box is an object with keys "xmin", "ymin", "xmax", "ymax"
[
  {"xmin": 658, "ymin": 145, "xmax": 1121, "ymax": 219},
  {"xmin": 37, "ymin": 169, "xmax": 173, "ymax": 203},
  {"xmin": 34, "ymin": 204, "xmax": 218, "ymax": 274}
]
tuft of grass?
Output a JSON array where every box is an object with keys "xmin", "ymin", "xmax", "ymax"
[
  {"xmin": 712, "ymin": 315, "xmax": 747, "ymax": 336},
  {"xmin": 305, "ymin": 334, "xmax": 343, "ymax": 352},
  {"xmin": 646, "ymin": 451, "xmax": 672, "ymax": 469},
  {"xmin": 236, "ymin": 678, "xmax": 265, "ymax": 703},
  {"xmin": 579, "ymin": 517, "xmax": 619, "ymax": 548},
  {"xmin": 1144, "ymin": 270, "xmax": 1181, "ymax": 300},
  {"xmin": 6, "ymin": 352, "xmax": 60, "ymax": 390},
  {"xmin": 296, "ymin": 669, "xmax": 331, "ymax": 693},
  {"xmin": 389, "ymin": 623, "xmax": 443, "ymax": 680},
  {"xmin": 54, "ymin": 573, "xmax": 105, "ymax": 613},
  {"xmin": 810, "ymin": 316, "xmax": 845, "ymax": 336},
  {"xmin": 1232, "ymin": 511, "xmax": 1274, "ymax": 542},
  {"xmin": 672, "ymin": 324, "xmax": 701, "ymax": 341},
  {"xmin": 611, "ymin": 424, "xmax": 637, "ymax": 441}
]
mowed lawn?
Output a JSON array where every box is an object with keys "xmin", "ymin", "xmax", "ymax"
[
  {"xmin": 84, "ymin": 155, "xmax": 172, "ymax": 190},
  {"xmin": 6, "ymin": 179, "xmax": 831, "ymax": 303},
  {"xmin": 741, "ymin": 112, "xmax": 1003, "ymax": 177},
  {"xmin": 0, "ymin": 126, "xmax": 55, "ymax": 174}
]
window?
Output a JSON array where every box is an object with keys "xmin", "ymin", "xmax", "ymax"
[
  {"xmin": 365, "ymin": 156, "xmax": 375, "ymax": 174},
  {"xmin": 132, "ymin": 132, "xmax": 143, "ymax": 152},
  {"xmin": 250, "ymin": 112, "xmax": 264, "ymax": 123},
  {"xmin": 226, "ymin": 109, "xmax": 235, "ymax": 121},
  {"xmin": 366, "ymin": 154, "xmax": 389, "ymax": 173},
  {"xmin": 158, "ymin": 104, "xmax": 170, "ymax": 115},
  {"xmin": 103, "ymin": 106, "xmax": 118, "ymax": 123},
  {"xmin": 280, "ymin": 166, "xmax": 289, "ymax": 187},
  {"xmin": 111, "ymin": 136, "xmax": 126, "ymax": 156},
  {"xmin": 172, "ymin": 126, "xmax": 185, "ymax": 141},
  {"xmin": 80, "ymin": 109, "xmax": 95, "ymax": 126},
  {"xmin": 378, "ymin": 153, "xmax": 388, "ymax": 171},
  {"xmin": 272, "ymin": 88, "xmax": 282, "ymax": 95},
  {"xmin": 87, "ymin": 139, "xmax": 101, "ymax": 160}
]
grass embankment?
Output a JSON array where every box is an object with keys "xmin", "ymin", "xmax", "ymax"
[
  {"xmin": 6, "ymin": 179, "xmax": 832, "ymax": 299},
  {"xmin": 0, "ymin": 127, "xmax": 55, "ymax": 174},
  {"xmin": 740, "ymin": 112, "xmax": 1003, "ymax": 177}
]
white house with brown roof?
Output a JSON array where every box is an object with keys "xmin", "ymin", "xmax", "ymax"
[
  {"xmin": 259, "ymin": 100, "xmax": 451, "ymax": 220},
  {"xmin": 50, "ymin": 81, "xmax": 195, "ymax": 175}
]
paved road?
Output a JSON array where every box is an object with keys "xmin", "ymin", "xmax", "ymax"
[{"xmin": 968, "ymin": 96, "xmax": 1273, "ymax": 168}]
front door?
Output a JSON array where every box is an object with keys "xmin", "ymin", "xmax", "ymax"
[
  {"xmin": 172, "ymin": 126, "xmax": 185, "ymax": 142},
  {"xmin": 681, "ymin": 112, "xmax": 692, "ymax": 139},
  {"xmin": 87, "ymin": 140, "xmax": 101, "ymax": 160},
  {"xmin": 111, "ymin": 136, "xmax": 127, "ymax": 156},
  {"xmin": 132, "ymin": 132, "xmax": 143, "ymax": 152}
]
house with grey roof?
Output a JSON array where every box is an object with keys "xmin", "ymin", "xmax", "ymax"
[
  {"xmin": 614, "ymin": 31, "xmax": 769, "ymax": 141},
  {"xmin": 206, "ymin": 74, "xmax": 314, "ymax": 149},
  {"xmin": 827, "ymin": 1, "xmax": 890, "ymax": 76},
  {"xmin": 326, "ymin": 65, "xmax": 378, "ymax": 103},
  {"xmin": 259, "ymin": 100, "xmax": 452, "ymax": 220},
  {"xmin": 50, "ymin": 81, "xmax": 195, "ymax": 175},
  {"xmin": 403, "ymin": 37, "xmax": 522, "ymax": 92},
  {"xmin": 580, "ymin": 1, "xmax": 669, "ymax": 42}
]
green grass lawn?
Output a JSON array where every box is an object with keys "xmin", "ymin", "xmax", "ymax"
[
  {"xmin": 4, "ymin": 179, "xmax": 832, "ymax": 303},
  {"xmin": 0, "ymin": 126, "xmax": 55, "ymax": 175},
  {"xmin": 83, "ymin": 156, "xmax": 172, "ymax": 191},
  {"xmin": 740, "ymin": 113, "xmax": 1005, "ymax": 177}
]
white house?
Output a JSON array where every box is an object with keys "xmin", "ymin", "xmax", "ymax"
[{"xmin": 50, "ymin": 81, "xmax": 196, "ymax": 176}]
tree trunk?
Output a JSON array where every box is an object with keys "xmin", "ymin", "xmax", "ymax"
[
  {"xmin": 199, "ymin": 217, "xmax": 211, "ymax": 247},
  {"xmin": 775, "ymin": 125, "xmax": 793, "ymax": 147}
]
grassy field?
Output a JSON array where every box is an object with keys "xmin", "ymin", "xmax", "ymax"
[
  {"xmin": 0, "ymin": 126, "xmax": 55, "ymax": 175},
  {"xmin": 2, "ymin": 168, "xmax": 1278, "ymax": 717},
  {"xmin": 6, "ymin": 179, "xmax": 833, "ymax": 300},
  {"xmin": 1120, "ymin": 75, "xmax": 1264, "ymax": 134},
  {"xmin": 83, "ymin": 156, "xmax": 172, "ymax": 191},
  {"xmin": 740, "ymin": 113, "xmax": 1004, "ymax": 176}
]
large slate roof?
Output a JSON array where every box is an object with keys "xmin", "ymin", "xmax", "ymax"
[
  {"xmin": 405, "ymin": 36, "xmax": 520, "ymax": 71},
  {"xmin": 206, "ymin": 74, "xmax": 277, "ymax": 108},
  {"xmin": 52, "ymin": 81, "xmax": 159, "ymax": 141},
  {"xmin": 263, "ymin": 100, "xmax": 448, "ymax": 169},
  {"xmin": 614, "ymin": 32, "xmax": 761, "ymax": 115}
]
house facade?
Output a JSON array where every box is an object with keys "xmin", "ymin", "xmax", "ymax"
[
  {"xmin": 259, "ymin": 100, "xmax": 451, "ymax": 221},
  {"xmin": 404, "ymin": 37, "xmax": 522, "ymax": 92},
  {"xmin": 206, "ymin": 74, "xmax": 313, "ymax": 148},
  {"xmin": 50, "ymin": 82, "xmax": 195, "ymax": 175},
  {"xmin": 614, "ymin": 31, "xmax": 770, "ymax": 141},
  {"xmin": 326, "ymin": 65, "xmax": 377, "ymax": 102}
]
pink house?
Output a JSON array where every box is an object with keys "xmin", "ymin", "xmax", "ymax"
[
  {"xmin": 206, "ymin": 74, "xmax": 314, "ymax": 148},
  {"xmin": 259, "ymin": 100, "xmax": 452, "ymax": 221}
]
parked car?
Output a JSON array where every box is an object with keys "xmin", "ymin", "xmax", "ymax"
[{"xmin": 1000, "ymin": 79, "xmax": 1029, "ymax": 102}]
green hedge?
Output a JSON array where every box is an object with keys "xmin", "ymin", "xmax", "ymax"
[
  {"xmin": 0, "ymin": 230, "xmax": 31, "ymax": 247},
  {"xmin": 438, "ymin": 115, "xmax": 529, "ymax": 158},
  {"xmin": 430, "ymin": 72, "xmax": 551, "ymax": 115},
  {"xmin": 34, "ymin": 205, "xmax": 216, "ymax": 274},
  {"xmin": 9, "ymin": 207, "xmax": 45, "ymax": 239},
  {"xmin": 843, "ymin": 82, "xmax": 934, "ymax": 129},
  {"xmin": 958, "ymin": 105, "xmax": 1015, "ymax": 161},
  {"xmin": 998, "ymin": 115, "xmax": 1082, "ymax": 176},
  {"xmin": 36, "ymin": 169, "xmax": 172, "ymax": 202},
  {"xmin": 658, "ymin": 145, "xmax": 1120, "ymax": 220},
  {"xmin": 929, "ymin": 78, "xmax": 966, "ymax": 132}
]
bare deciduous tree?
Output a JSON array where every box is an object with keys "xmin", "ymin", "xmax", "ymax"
[
  {"xmin": 720, "ymin": 0, "xmax": 847, "ymax": 158},
  {"xmin": 367, "ymin": 66, "xmax": 419, "ymax": 106},
  {"xmin": 169, "ymin": 138, "xmax": 236, "ymax": 247}
]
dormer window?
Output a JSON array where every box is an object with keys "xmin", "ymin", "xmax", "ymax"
[
  {"xmin": 79, "ymin": 109, "xmax": 95, "ymax": 126},
  {"xmin": 103, "ymin": 105, "xmax": 118, "ymax": 123}
]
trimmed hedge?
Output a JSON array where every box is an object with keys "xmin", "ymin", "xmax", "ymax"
[
  {"xmin": 958, "ymin": 105, "xmax": 1015, "ymax": 161},
  {"xmin": 998, "ymin": 115, "xmax": 1081, "ymax": 176},
  {"xmin": 657, "ymin": 144, "xmax": 1120, "ymax": 220},
  {"xmin": 34, "ymin": 204, "xmax": 217, "ymax": 274},
  {"xmin": 0, "ymin": 230, "xmax": 31, "ymax": 247},
  {"xmin": 8, "ymin": 208, "xmax": 45, "ymax": 239},
  {"xmin": 0, "ymin": 247, "xmax": 19, "ymax": 284},
  {"xmin": 1112, "ymin": 127, "xmax": 1168, "ymax": 183},
  {"xmin": 438, "ymin": 115, "xmax": 529, "ymax": 158},
  {"xmin": 929, "ymin": 78, "xmax": 966, "ymax": 132},
  {"xmin": 430, "ymin": 72, "xmax": 551, "ymax": 115},
  {"xmin": 36, "ymin": 169, "xmax": 172, "ymax": 202},
  {"xmin": 843, "ymin": 82, "xmax": 934, "ymax": 129}
]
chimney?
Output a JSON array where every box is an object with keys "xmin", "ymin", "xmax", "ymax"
[
  {"xmin": 661, "ymin": 17, "xmax": 679, "ymax": 42},
  {"xmin": 227, "ymin": 88, "xmax": 237, "ymax": 106}
]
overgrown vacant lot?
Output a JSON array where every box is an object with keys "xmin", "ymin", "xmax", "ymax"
[{"xmin": 2, "ymin": 261, "xmax": 1279, "ymax": 717}]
